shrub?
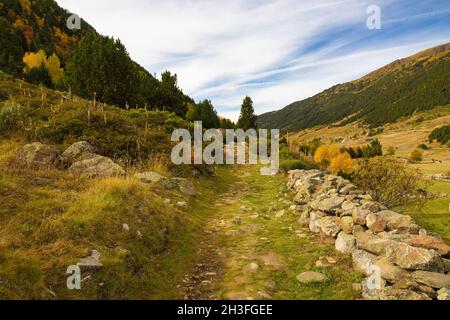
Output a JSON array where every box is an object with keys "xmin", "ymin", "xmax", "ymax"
[
  {"xmin": 329, "ymin": 152, "xmax": 354, "ymax": 174},
  {"xmin": 314, "ymin": 145, "xmax": 340, "ymax": 164},
  {"xmin": 280, "ymin": 159, "xmax": 315, "ymax": 173},
  {"xmin": 410, "ymin": 150, "xmax": 423, "ymax": 162},
  {"xmin": 353, "ymin": 157, "xmax": 428, "ymax": 208},
  {"xmin": 386, "ymin": 146, "xmax": 396, "ymax": 156},
  {"xmin": 418, "ymin": 143, "xmax": 429, "ymax": 150}
]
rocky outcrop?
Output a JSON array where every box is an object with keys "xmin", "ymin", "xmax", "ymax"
[
  {"xmin": 16, "ymin": 142, "xmax": 60, "ymax": 167},
  {"xmin": 69, "ymin": 153, "xmax": 125, "ymax": 178},
  {"xmin": 287, "ymin": 169, "xmax": 450, "ymax": 300},
  {"xmin": 60, "ymin": 141, "xmax": 96, "ymax": 167}
]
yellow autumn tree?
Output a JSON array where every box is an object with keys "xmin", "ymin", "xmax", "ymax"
[
  {"xmin": 44, "ymin": 53, "xmax": 64, "ymax": 84},
  {"xmin": 23, "ymin": 50, "xmax": 63, "ymax": 85},
  {"xmin": 330, "ymin": 152, "xmax": 354, "ymax": 174},
  {"xmin": 314, "ymin": 145, "xmax": 340, "ymax": 164}
]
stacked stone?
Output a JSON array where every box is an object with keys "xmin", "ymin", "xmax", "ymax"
[{"xmin": 287, "ymin": 169, "xmax": 450, "ymax": 300}]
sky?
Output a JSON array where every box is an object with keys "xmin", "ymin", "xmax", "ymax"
[{"xmin": 56, "ymin": 0, "xmax": 450, "ymax": 121}]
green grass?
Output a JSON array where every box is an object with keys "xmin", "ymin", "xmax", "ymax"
[{"xmin": 399, "ymin": 180, "xmax": 450, "ymax": 244}]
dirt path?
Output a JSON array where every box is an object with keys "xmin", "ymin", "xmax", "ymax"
[{"xmin": 179, "ymin": 165, "xmax": 362, "ymax": 300}]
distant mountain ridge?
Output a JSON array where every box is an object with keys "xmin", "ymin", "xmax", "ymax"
[{"xmin": 257, "ymin": 43, "xmax": 450, "ymax": 131}]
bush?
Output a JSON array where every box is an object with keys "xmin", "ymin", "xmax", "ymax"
[
  {"xmin": 410, "ymin": 150, "xmax": 423, "ymax": 162},
  {"xmin": 386, "ymin": 146, "xmax": 396, "ymax": 156},
  {"xmin": 280, "ymin": 159, "xmax": 315, "ymax": 173},
  {"xmin": 418, "ymin": 143, "xmax": 429, "ymax": 150},
  {"xmin": 329, "ymin": 152, "xmax": 354, "ymax": 174},
  {"xmin": 353, "ymin": 157, "xmax": 428, "ymax": 208}
]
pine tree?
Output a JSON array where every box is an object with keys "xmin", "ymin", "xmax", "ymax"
[{"xmin": 236, "ymin": 96, "xmax": 257, "ymax": 130}]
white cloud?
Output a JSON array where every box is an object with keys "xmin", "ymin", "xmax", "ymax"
[{"xmin": 56, "ymin": 0, "xmax": 450, "ymax": 121}]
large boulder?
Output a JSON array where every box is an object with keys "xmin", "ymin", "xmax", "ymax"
[
  {"xmin": 352, "ymin": 250, "xmax": 381, "ymax": 276},
  {"xmin": 366, "ymin": 213, "xmax": 387, "ymax": 233},
  {"xmin": 309, "ymin": 211, "xmax": 325, "ymax": 233},
  {"xmin": 377, "ymin": 210, "xmax": 413, "ymax": 232},
  {"xmin": 317, "ymin": 195, "xmax": 345, "ymax": 213},
  {"xmin": 60, "ymin": 141, "xmax": 96, "ymax": 167},
  {"xmin": 411, "ymin": 271, "xmax": 450, "ymax": 289},
  {"xmin": 352, "ymin": 208, "xmax": 372, "ymax": 225},
  {"xmin": 356, "ymin": 232, "xmax": 398, "ymax": 256},
  {"xmin": 387, "ymin": 242, "xmax": 446, "ymax": 272},
  {"xmin": 315, "ymin": 216, "xmax": 341, "ymax": 238},
  {"xmin": 335, "ymin": 232, "xmax": 356, "ymax": 254},
  {"xmin": 69, "ymin": 153, "xmax": 125, "ymax": 178},
  {"xmin": 406, "ymin": 235, "xmax": 450, "ymax": 256},
  {"xmin": 375, "ymin": 257, "xmax": 411, "ymax": 283},
  {"xmin": 338, "ymin": 216, "xmax": 354, "ymax": 234},
  {"xmin": 16, "ymin": 142, "xmax": 60, "ymax": 167}
]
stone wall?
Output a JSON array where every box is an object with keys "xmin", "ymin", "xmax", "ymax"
[{"xmin": 287, "ymin": 169, "xmax": 450, "ymax": 300}]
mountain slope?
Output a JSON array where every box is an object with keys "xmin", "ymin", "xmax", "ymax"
[{"xmin": 257, "ymin": 43, "xmax": 450, "ymax": 131}]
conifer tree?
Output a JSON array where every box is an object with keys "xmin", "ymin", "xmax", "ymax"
[{"xmin": 236, "ymin": 96, "xmax": 257, "ymax": 130}]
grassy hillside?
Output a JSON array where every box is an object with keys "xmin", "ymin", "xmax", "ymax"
[
  {"xmin": 257, "ymin": 43, "xmax": 450, "ymax": 131},
  {"xmin": 0, "ymin": 67, "xmax": 231, "ymax": 299}
]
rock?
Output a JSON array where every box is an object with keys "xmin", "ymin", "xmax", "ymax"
[
  {"xmin": 335, "ymin": 232, "xmax": 356, "ymax": 254},
  {"xmin": 77, "ymin": 250, "xmax": 103, "ymax": 269},
  {"xmin": 377, "ymin": 210, "xmax": 413, "ymax": 232},
  {"xmin": 309, "ymin": 211, "xmax": 325, "ymax": 233},
  {"xmin": 275, "ymin": 210, "xmax": 285, "ymax": 219},
  {"xmin": 16, "ymin": 142, "xmax": 60, "ymax": 167},
  {"xmin": 173, "ymin": 178, "xmax": 197, "ymax": 197},
  {"xmin": 406, "ymin": 235, "xmax": 450, "ymax": 256},
  {"xmin": 352, "ymin": 208, "xmax": 371, "ymax": 225},
  {"xmin": 341, "ymin": 201, "xmax": 357, "ymax": 216},
  {"xmin": 134, "ymin": 172, "xmax": 166, "ymax": 184},
  {"xmin": 378, "ymin": 288, "xmax": 431, "ymax": 300},
  {"xmin": 392, "ymin": 278, "xmax": 437, "ymax": 299},
  {"xmin": 296, "ymin": 271, "xmax": 328, "ymax": 283},
  {"xmin": 60, "ymin": 141, "xmax": 96, "ymax": 166},
  {"xmin": 338, "ymin": 216, "xmax": 354, "ymax": 234},
  {"xmin": 366, "ymin": 213, "xmax": 387, "ymax": 233},
  {"xmin": 437, "ymin": 288, "xmax": 450, "ymax": 300},
  {"xmin": 411, "ymin": 271, "xmax": 450, "ymax": 289},
  {"xmin": 69, "ymin": 153, "xmax": 125, "ymax": 178},
  {"xmin": 352, "ymin": 225, "xmax": 367, "ymax": 235},
  {"xmin": 358, "ymin": 194, "xmax": 373, "ymax": 201},
  {"xmin": 356, "ymin": 232, "xmax": 397, "ymax": 256},
  {"xmin": 317, "ymin": 196, "xmax": 345, "ymax": 213},
  {"xmin": 247, "ymin": 263, "xmax": 259, "ymax": 272},
  {"xmin": 387, "ymin": 242, "xmax": 446, "ymax": 272},
  {"xmin": 352, "ymin": 283, "xmax": 362, "ymax": 292},
  {"xmin": 177, "ymin": 201, "xmax": 188, "ymax": 207},
  {"xmin": 360, "ymin": 201, "xmax": 383, "ymax": 213},
  {"xmin": 361, "ymin": 278, "xmax": 386, "ymax": 300},
  {"xmin": 298, "ymin": 208, "xmax": 310, "ymax": 227},
  {"xmin": 122, "ymin": 223, "xmax": 130, "ymax": 232},
  {"xmin": 339, "ymin": 183, "xmax": 356, "ymax": 195},
  {"xmin": 375, "ymin": 257, "xmax": 411, "ymax": 283},
  {"xmin": 315, "ymin": 216, "xmax": 341, "ymax": 238},
  {"xmin": 352, "ymin": 250, "xmax": 381, "ymax": 276}
]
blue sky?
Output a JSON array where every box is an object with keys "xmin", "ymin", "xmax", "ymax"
[{"xmin": 56, "ymin": 0, "xmax": 450, "ymax": 121}]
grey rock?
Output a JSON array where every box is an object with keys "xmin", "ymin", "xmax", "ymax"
[
  {"xmin": 315, "ymin": 216, "xmax": 341, "ymax": 238},
  {"xmin": 335, "ymin": 232, "xmax": 356, "ymax": 254},
  {"xmin": 437, "ymin": 287, "xmax": 450, "ymax": 300},
  {"xmin": 411, "ymin": 271, "xmax": 450, "ymax": 289},
  {"xmin": 17, "ymin": 142, "xmax": 60, "ymax": 167},
  {"xmin": 134, "ymin": 172, "xmax": 166, "ymax": 183},
  {"xmin": 69, "ymin": 153, "xmax": 125, "ymax": 178},
  {"xmin": 61, "ymin": 141, "xmax": 96, "ymax": 166},
  {"xmin": 296, "ymin": 271, "xmax": 328, "ymax": 283},
  {"xmin": 77, "ymin": 250, "xmax": 103, "ymax": 269}
]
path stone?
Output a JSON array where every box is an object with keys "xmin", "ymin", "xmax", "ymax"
[{"xmin": 296, "ymin": 271, "xmax": 328, "ymax": 283}]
